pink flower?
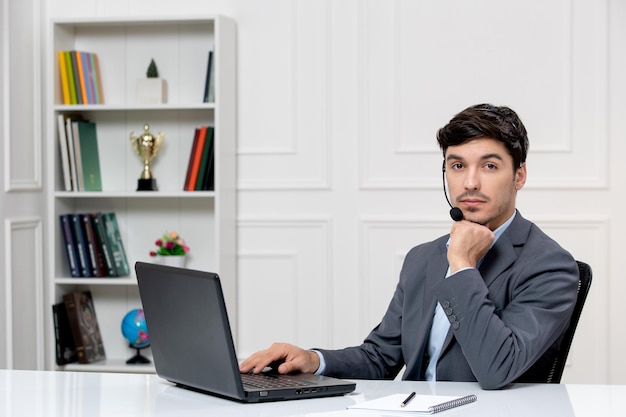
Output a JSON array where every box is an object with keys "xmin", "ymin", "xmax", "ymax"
[{"xmin": 151, "ymin": 231, "xmax": 190, "ymax": 256}]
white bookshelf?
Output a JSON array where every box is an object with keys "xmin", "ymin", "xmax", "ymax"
[{"xmin": 45, "ymin": 16, "xmax": 237, "ymax": 373}]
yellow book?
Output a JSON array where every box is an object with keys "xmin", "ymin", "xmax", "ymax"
[{"xmin": 57, "ymin": 51, "xmax": 71, "ymax": 104}]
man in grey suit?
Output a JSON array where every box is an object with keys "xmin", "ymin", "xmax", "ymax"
[{"xmin": 239, "ymin": 104, "xmax": 579, "ymax": 390}]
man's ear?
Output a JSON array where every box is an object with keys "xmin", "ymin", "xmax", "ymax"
[{"xmin": 515, "ymin": 163, "xmax": 527, "ymax": 190}]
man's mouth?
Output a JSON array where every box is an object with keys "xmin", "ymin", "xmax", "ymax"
[{"xmin": 461, "ymin": 198, "xmax": 484, "ymax": 205}]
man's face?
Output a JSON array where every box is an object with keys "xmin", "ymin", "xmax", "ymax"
[{"xmin": 444, "ymin": 137, "xmax": 526, "ymax": 230}]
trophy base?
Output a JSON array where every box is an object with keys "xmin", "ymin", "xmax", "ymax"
[{"xmin": 137, "ymin": 178, "xmax": 158, "ymax": 191}]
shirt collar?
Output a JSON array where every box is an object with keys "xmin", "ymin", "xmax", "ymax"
[{"xmin": 492, "ymin": 210, "xmax": 517, "ymax": 244}]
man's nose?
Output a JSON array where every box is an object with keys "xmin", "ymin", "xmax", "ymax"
[{"xmin": 464, "ymin": 168, "xmax": 480, "ymax": 190}]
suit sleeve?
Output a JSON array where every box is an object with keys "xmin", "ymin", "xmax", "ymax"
[
  {"xmin": 316, "ymin": 280, "xmax": 406, "ymax": 379},
  {"xmin": 316, "ymin": 241, "xmax": 440, "ymax": 380},
  {"xmin": 433, "ymin": 245, "xmax": 578, "ymax": 389}
]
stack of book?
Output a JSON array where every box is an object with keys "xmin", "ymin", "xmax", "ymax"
[
  {"xmin": 57, "ymin": 50, "xmax": 104, "ymax": 105},
  {"xmin": 183, "ymin": 126, "xmax": 215, "ymax": 191},
  {"xmin": 59, "ymin": 212, "xmax": 130, "ymax": 278},
  {"xmin": 57, "ymin": 114, "xmax": 102, "ymax": 192},
  {"xmin": 52, "ymin": 290, "xmax": 106, "ymax": 365}
]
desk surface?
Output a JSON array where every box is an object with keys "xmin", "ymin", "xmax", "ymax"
[{"xmin": 1, "ymin": 369, "xmax": 624, "ymax": 417}]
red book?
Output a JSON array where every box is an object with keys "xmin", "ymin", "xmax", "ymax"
[
  {"xmin": 183, "ymin": 128, "xmax": 201, "ymax": 190},
  {"xmin": 186, "ymin": 126, "xmax": 207, "ymax": 190}
]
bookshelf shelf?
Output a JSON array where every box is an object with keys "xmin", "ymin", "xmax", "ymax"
[
  {"xmin": 54, "ymin": 191, "xmax": 216, "ymax": 199},
  {"xmin": 55, "ymin": 277, "xmax": 138, "ymax": 286},
  {"xmin": 46, "ymin": 16, "xmax": 236, "ymax": 374},
  {"xmin": 61, "ymin": 359, "xmax": 155, "ymax": 374},
  {"xmin": 54, "ymin": 103, "xmax": 216, "ymax": 111},
  {"xmin": 52, "ymin": 15, "xmax": 222, "ymax": 27}
]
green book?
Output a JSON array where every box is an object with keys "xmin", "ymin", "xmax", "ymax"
[
  {"xmin": 201, "ymin": 127, "xmax": 215, "ymax": 190},
  {"xmin": 91, "ymin": 213, "xmax": 117, "ymax": 277},
  {"xmin": 76, "ymin": 121, "xmax": 102, "ymax": 191},
  {"xmin": 102, "ymin": 212, "xmax": 130, "ymax": 276},
  {"xmin": 64, "ymin": 51, "xmax": 77, "ymax": 104}
]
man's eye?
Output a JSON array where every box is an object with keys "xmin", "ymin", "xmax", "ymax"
[
  {"xmin": 485, "ymin": 163, "xmax": 497, "ymax": 170},
  {"xmin": 452, "ymin": 163, "xmax": 463, "ymax": 169}
]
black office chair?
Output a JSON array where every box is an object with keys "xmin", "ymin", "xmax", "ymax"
[{"xmin": 546, "ymin": 260, "xmax": 592, "ymax": 383}]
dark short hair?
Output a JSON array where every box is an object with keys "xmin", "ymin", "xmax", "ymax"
[{"xmin": 436, "ymin": 104, "xmax": 529, "ymax": 170}]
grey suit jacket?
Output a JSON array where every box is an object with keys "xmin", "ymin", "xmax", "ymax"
[{"xmin": 318, "ymin": 211, "xmax": 579, "ymax": 389}]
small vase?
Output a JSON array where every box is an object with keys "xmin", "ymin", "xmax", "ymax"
[
  {"xmin": 156, "ymin": 255, "xmax": 186, "ymax": 268},
  {"xmin": 136, "ymin": 78, "xmax": 167, "ymax": 104}
]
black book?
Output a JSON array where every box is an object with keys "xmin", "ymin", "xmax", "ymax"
[
  {"xmin": 202, "ymin": 50, "xmax": 213, "ymax": 103},
  {"xmin": 52, "ymin": 302, "xmax": 78, "ymax": 365}
]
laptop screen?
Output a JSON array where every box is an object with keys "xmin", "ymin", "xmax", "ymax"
[{"xmin": 135, "ymin": 262, "xmax": 245, "ymax": 400}]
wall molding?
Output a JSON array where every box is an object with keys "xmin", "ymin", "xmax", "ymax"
[
  {"xmin": 3, "ymin": 0, "xmax": 42, "ymax": 192},
  {"xmin": 4, "ymin": 217, "xmax": 44, "ymax": 369},
  {"xmin": 237, "ymin": 217, "xmax": 334, "ymax": 354},
  {"xmin": 237, "ymin": 0, "xmax": 332, "ymax": 191}
]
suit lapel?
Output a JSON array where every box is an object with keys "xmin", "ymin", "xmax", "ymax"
[
  {"xmin": 439, "ymin": 236, "xmax": 517, "ymax": 350},
  {"xmin": 423, "ymin": 247, "xmax": 449, "ymax": 318},
  {"xmin": 476, "ymin": 233, "xmax": 517, "ymax": 287},
  {"xmin": 439, "ymin": 212, "xmax": 530, "ymax": 354},
  {"xmin": 480, "ymin": 212, "xmax": 530, "ymax": 285}
]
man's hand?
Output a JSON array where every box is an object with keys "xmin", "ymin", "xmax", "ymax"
[
  {"xmin": 447, "ymin": 220, "xmax": 495, "ymax": 274},
  {"xmin": 238, "ymin": 343, "xmax": 321, "ymax": 375}
]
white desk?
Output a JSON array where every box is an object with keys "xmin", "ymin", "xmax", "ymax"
[{"xmin": 1, "ymin": 370, "xmax": 623, "ymax": 417}]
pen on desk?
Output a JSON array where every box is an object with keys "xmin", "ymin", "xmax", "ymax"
[{"xmin": 400, "ymin": 391, "xmax": 416, "ymax": 408}]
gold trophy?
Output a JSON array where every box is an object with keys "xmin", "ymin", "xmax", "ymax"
[{"xmin": 130, "ymin": 124, "xmax": 164, "ymax": 191}]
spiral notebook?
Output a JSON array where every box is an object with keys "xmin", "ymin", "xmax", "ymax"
[{"xmin": 347, "ymin": 393, "xmax": 477, "ymax": 414}]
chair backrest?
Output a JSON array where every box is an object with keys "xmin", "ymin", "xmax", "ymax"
[{"xmin": 546, "ymin": 260, "xmax": 592, "ymax": 383}]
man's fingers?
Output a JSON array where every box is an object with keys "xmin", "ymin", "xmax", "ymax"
[
  {"xmin": 239, "ymin": 343, "xmax": 320, "ymax": 375},
  {"xmin": 239, "ymin": 343, "xmax": 289, "ymax": 373}
]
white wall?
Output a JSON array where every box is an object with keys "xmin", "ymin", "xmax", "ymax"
[
  {"xmin": 36, "ymin": 0, "xmax": 626, "ymax": 384},
  {"xmin": 0, "ymin": 0, "xmax": 46, "ymax": 370}
]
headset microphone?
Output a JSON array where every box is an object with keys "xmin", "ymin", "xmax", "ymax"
[
  {"xmin": 442, "ymin": 161, "xmax": 464, "ymax": 221},
  {"xmin": 449, "ymin": 207, "xmax": 464, "ymax": 222}
]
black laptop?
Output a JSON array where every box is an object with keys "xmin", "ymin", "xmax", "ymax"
[{"xmin": 135, "ymin": 262, "xmax": 356, "ymax": 403}]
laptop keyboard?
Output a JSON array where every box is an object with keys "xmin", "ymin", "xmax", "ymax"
[{"xmin": 241, "ymin": 372, "xmax": 314, "ymax": 390}]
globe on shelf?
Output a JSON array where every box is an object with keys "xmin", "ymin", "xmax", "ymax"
[{"xmin": 121, "ymin": 308, "xmax": 151, "ymax": 364}]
